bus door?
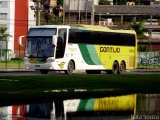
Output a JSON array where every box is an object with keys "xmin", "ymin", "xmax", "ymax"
[{"xmin": 56, "ymin": 28, "xmax": 67, "ymax": 59}]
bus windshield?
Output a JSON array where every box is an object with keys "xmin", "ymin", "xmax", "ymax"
[{"xmin": 26, "ymin": 37, "xmax": 54, "ymax": 58}]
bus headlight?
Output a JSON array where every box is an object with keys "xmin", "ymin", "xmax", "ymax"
[{"xmin": 46, "ymin": 58, "xmax": 55, "ymax": 63}]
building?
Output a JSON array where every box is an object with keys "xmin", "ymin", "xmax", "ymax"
[
  {"xmin": 63, "ymin": 1, "xmax": 160, "ymax": 24},
  {"xmin": 63, "ymin": 0, "xmax": 160, "ymax": 51},
  {"xmin": 0, "ymin": 0, "xmax": 36, "ymax": 60},
  {"xmin": 63, "ymin": 0, "xmax": 99, "ymax": 24}
]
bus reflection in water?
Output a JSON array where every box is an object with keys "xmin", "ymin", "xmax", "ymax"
[{"xmin": 1, "ymin": 94, "xmax": 160, "ymax": 120}]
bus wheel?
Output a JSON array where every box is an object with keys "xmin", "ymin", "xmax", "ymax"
[
  {"xmin": 65, "ymin": 60, "xmax": 74, "ymax": 75},
  {"xmin": 40, "ymin": 70, "xmax": 48, "ymax": 74},
  {"xmin": 119, "ymin": 61, "xmax": 125, "ymax": 74},
  {"xmin": 112, "ymin": 61, "xmax": 119, "ymax": 74}
]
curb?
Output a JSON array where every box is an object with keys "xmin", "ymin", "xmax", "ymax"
[
  {"xmin": 130, "ymin": 69, "xmax": 160, "ymax": 72},
  {"xmin": 0, "ymin": 69, "xmax": 36, "ymax": 73},
  {"xmin": 0, "ymin": 69, "xmax": 160, "ymax": 73}
]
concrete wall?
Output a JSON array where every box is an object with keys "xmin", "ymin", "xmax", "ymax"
[{"xmin": 138, "ymin": 52, "xmax": 160, "ymax": 66}]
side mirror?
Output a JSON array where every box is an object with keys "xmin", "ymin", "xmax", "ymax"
[
  {"xmin": 18, "ymin": 35, "xmax": 26, "ymax": 46},
  {"xmin": 52, "ymin": 35, "xmax": 58, "ymax": 46}
]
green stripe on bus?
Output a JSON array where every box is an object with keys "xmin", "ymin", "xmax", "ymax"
[
  {"xmin": 77, "ymin": 99, "xmax": 95, "ymax": 111},
  {"xmin": 77, "ymin": 99, "xmax": 88, "ymax": 111},
  {"xmin": 86, "ymin": 45, "xmax": 101, "ymax": 65},
  {"xmin": 78, "ymin": 44, "xmax": 95, "ymax": 65}
]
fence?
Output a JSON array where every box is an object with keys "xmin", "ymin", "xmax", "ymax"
[
  {"xmin": 0, "ymin": 59, "xmax": 24, "ymax": 69},
  {"xmin": 0, "ymin": 49, "xmax": 25, "ymax": 69},
  {"xmin": 0, "ymin": 51, "xmax": 160, "ymax": 70}
]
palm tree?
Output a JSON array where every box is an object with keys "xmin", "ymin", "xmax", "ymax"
[
  {"xmin": 129, "ymin": 20, "xmax": 150, "ymax": 51},
  {"xmin": 129, "ymin": 20, "xmax": 149, "ymax": 37},
  {"xmin": 0, "ymin": 26, "xmax": 12, "ymax": 61}
]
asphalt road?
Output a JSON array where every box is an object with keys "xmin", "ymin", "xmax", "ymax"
[{"xmin": 0, "ymin": 69, "xmax": 160, "ymax": 75}]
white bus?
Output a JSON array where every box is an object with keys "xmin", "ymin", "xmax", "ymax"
[{"xmin": 20, "ymin": 25, "xmax": 137, "ymax": 74}]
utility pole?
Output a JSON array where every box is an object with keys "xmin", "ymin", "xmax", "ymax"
[
  {"xmin": 69, "ymin": 0, "xmax": 71, "ymax": 24},
  {"xmin": 36, "ymin": 0, "xmax": 41, "ymax": 26},
  {"xmin": 63, "ymin": 0, "xmax": 66, "ymax": 24},
  {"xmin": 85, "ymin": 0, "xmax": 88, "ymax": 24},
  {"xmin": 78, "ymin": 0, "xmax": 81, "ymax": 24},
  {"xmin": 91, "ymin": 0, "xmax": 94, "ymax": 25}
]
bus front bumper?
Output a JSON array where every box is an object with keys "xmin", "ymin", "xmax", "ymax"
[{"xmin": 25, "ymin": 63, "xmax": 56, "ymax": 70}]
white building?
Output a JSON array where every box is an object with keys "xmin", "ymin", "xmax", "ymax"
[{"xmin": 0, "ymin": 0, "xmax": 36, "ymax": 59}]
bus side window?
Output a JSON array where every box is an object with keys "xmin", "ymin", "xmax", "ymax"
[{"xmin": 69, "ymin": 32, "xmax": 77, "ymax": 43}]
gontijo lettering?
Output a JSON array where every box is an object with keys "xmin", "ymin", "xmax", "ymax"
[{"xmin": 100, "ymin": 47, "xmax": 120, "ymax": 53}]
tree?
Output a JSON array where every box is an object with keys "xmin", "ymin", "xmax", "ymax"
[
  {"xmin": 99, "ymin": 0, "xmax": 111, "ymax": 5},
  {"xmin": 0, "ymin": 26, "xmax": 12, "ymax": 61},
  {"xmin": 129, "ymin": 21, "xmax": 149, "ymax": 36},
  {"xmin": 129, "ymin": 19, "xmax": 150, "ymax": 51},
  {"xmin": 113, "ymin": 0, "xmax": 125, "ymax": 5},
  {"xmin": 32, "ymin": 0, "xmax": 63, "ymax": 25},
  {"xmin": 113, "ymin": 0, "xmax": 135, "ymax": 5},
  {"xmin": 57, "ymin": 0, "xmax": 63, "ymax": 6}
]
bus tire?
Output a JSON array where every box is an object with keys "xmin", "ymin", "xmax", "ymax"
[
  {"xmin": 119, "ymin": 61, "xmax": 126, "ymax": 74},
  {"xmin": 112, "ymin": 61, "xmax": 119, "ymax": 74},
  {"xmin": 86, "ymin": 70, "xmax": 101, "ymax": 74},
  {"xmin": 40, "ymin": 70, "xmax": 48, "ymax": 74},
  {"xmin": 65, "ymin": 60, "xmax": 75, "ymax": 75}
]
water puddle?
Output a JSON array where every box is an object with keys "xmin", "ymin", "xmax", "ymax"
[{"xmin": 0, "ymin": 94, "xmax": 160, "ymax": 120}]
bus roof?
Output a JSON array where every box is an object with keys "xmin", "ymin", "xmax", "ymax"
[
  {"xmin": 71, "ymin": 24, "xmax": 136, "ymax": 35},
  {"xmin": 29, "ymin": 25, "xmax": 70, "ymax": 29},
  {"xmin": 29, "ymin": 25, "xmax": 136, "ymax": 35}
]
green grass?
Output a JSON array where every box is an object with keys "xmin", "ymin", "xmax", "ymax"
[
  {"xmin": 0, "ymin": 74, "xmax": 160, "ymax": 106},
  {"xmin": 0, "ymin": 60, "xmax": 25, "ymax": 69}
]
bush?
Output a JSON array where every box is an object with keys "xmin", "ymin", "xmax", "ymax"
[{"xmin": 10, "ymin": 58, "xmax": 23, "ymax": 61}]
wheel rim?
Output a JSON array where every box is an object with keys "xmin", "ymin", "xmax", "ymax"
[
  {"xmin": 112, "ymin": 62, "xmax": 118, "ymax": 74},
  {"xmin": 113, "ymin": 63, "xmax": 118, "ymax": 71},
  {"xmin": 120, "ymin": 62, "xmax": 125, "ymax": 72},
  {"xmin": 67, "ymin": 61, "xmax": 74, "ymax": 74}
]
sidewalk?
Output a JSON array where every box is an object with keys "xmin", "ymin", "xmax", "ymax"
[
  {"xmin": 130, "ymin": 68, "xmax": 160, "ymax": 72},
  {"xmin": 0, "ymin": 69, "xmax": 35, "ymax": 73},
  {"xmin": 0, "ymin": 68, "xmax": 160, "ymax": 73}
]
